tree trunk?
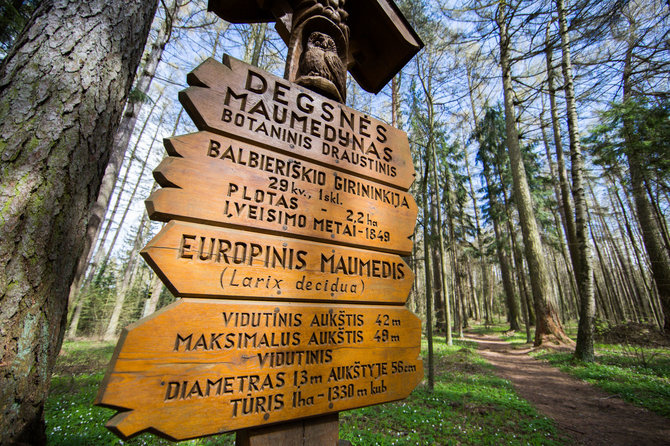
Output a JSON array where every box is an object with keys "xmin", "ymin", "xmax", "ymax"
[
  {"xmin": 429, "ymin": 208, "xmax": 445, "ymax": 328},
  {"xmin": 622, "ymin": 32, "xmax": 670, "ymax": 334},
  {"xmin": 496, "ymin": 4, "xmax": 570, "ymax": 346},
  {"xmin": 545, "ymin": 22, "xmax": 579, "ymax": 278},
  {"xmin": 495, "ymin": 159, "xmax": 524, "ymax": 332},
  {"xmin": 142, "ymin": 274, "xmax": 165, "ymax": 318},
  {"xmin": 430, "ymin": 147, "xmax": 452, "ymax": 345},
  {"xmin": 0, "ymin": 1, "xmax": 157, "ymax": 443},
  {"xmin": 418, "ymin": 61, "xmax": 452, "ymax": 345},
  {"xmin": 466, "ymin": 264, "xmax": 481, "ymax": 321},
  {"xmin": 625, "ymin": 132, "xmax": 670, "ymax": 331},
  {"xmin": 540, "ymin": 106, "xmax": 579, "ymax": 309},
  {"xmin": 481, "ymin": 165, "xmax": 519, "ymax": 331},
  {"xmin": 645, "ymin": 180, "xmax": 670, "ymax": 261},
  {"xmin": 610, "ymin": 180, "xmax": 656, "ymax": 308},
  {"xmin": 250, "ymin": 22, "xmax": 268, "ymax": 67},
  {"xmin": 556, "ymin": 0, "xmax": 595, "ymax": 361},
  {"xmin": 391, "ymin": 74, "xmax": 401, "ymax": 128},
  {"xmin": 103, "ymin": 210, "xmax": 150, "ymax": 340},
  {"xmin": 443, "ymin": 169, "xmax": 463, "ymax": 337},
  {"xmin": 464, "ymin": 71, "xmax": 493, "ymax": 325},
  {"xmin": 410, "ymin": 233, "xmax": 420, "ymax": 315},
  {"xmin": 510, "ymin": 228, "xmax": 533, "ymax": 342},
  {"xmin": 421, "ymin": 158, "xmax": 434, "ymax": 391}
]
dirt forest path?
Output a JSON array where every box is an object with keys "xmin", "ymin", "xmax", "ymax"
[{"xmin": 465, "ymin": 332, "xmax": 670, "ymax": 446}]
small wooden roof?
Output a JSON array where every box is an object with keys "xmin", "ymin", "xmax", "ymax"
[{"xmin": 208, "ymin": 0, "xmax": 423, "ymax": 94}]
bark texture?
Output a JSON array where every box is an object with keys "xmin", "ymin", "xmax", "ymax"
[{"xmin": 0, "ymin": 1, "xmax": 157, "ymax": 443}]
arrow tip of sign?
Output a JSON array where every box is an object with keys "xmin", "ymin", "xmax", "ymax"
[
  {"xmin": 186, "ymin": 71, "xmax": 208, "ymax": 88},
  {"xmin": 162, "ymin": 137, "xmax": 181, "ymax": 157},
  {"xmin": 106, "ymin": 410, "xmax": 148, "ymax": 440},
  {"xmin": 107, "ymin": 409, "xmax": 184, "ymax": 442}
]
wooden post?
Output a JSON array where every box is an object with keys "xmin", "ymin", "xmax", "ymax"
[{"xmin": 236, "ymin": 414, "xmax": 339, "ymax": 446}]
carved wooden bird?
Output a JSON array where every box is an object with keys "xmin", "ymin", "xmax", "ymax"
[{"xmin": 298, "ymin": 31, "xmax": 346, "ymax": 101}]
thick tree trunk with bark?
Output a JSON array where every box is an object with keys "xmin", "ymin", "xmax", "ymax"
[
  {"xmin": 495, "ymin": 158, "xmax": 525, "ymax": 332},
  {"xmin": 496, "ymin": 5, "xmax": 570, "ymax": 346},
  {"xmin": 0, "ymin": 1, "xmax": 157, "ymax": 443}
]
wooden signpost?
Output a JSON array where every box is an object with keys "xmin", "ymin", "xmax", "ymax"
[
  {"xmin": 96, "ymin": 299, "xmax": 422, "ymax": 440},
  {"xmin": 179, "ymin": 57, "xmax": 415, "ymax": 189},
  {"xmin": 97, "ymin": 1, "xmax": 423, "ymax": 444},
  {"xmin": 141, "ymin": 221, "xmax": 413, "ymax": 303},
  {"xmin": 148, "ymin": 131, "xmax": 417, "ymax": 254}
]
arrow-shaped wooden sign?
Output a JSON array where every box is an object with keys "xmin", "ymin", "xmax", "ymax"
[
  {"xmin": 96, "ymin": 299, "xmax": 423, "ymax": 441},
  {"xmin": 147, "ymin": 132, "xmax": 417, "ymax": 255},
  {"xmin": 141, "ymin": 221, "xmax": 413, "ymax": 304},
  {"xmin": 179, "ymin": 56, "xmax": 415, "ymax": 190}
]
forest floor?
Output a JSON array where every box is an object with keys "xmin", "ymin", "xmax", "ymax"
[{"xmin": 467, "ymin": 331, "xmax": 670, "ymax": 445}]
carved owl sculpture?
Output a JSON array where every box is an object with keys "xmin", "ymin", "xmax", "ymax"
[{"xmin": 297, "ymin": 31, "xmax": 346, "ymax": 102}]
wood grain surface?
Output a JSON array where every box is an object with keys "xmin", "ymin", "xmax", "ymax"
[
  {"xmin": 179, "ymin": 56, "xmax": 414, "ymax": 189},
  {"xmin": 141, "ymin": 221, "xmax": 413, "ymax": 304},
  {"xmin": 235, "ymin": 414, "xmax": 340, "ymax": 446},
  {"xmin": 147, "ymin": 132, "xmax": 416, "ymax": 254},
  {"xmin": 96, "ymin": 299, "xmax": 423, "ymax": 441}
]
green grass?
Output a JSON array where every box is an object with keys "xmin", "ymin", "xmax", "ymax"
[
  {"xmin": 46, "ymin": 337, "xmax": 563, "ymax": 445},
  {"xmin": 532, "ymin": 343, "xmax": 670, "ymax": 418},
  {"xmin": 46, "ymin": 340, "xmax": 234, "ymax": 445}
]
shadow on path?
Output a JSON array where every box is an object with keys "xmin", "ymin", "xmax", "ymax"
[{"xmin": 466, "ymin": 332, "xmax": 670, "ymax": 446}]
